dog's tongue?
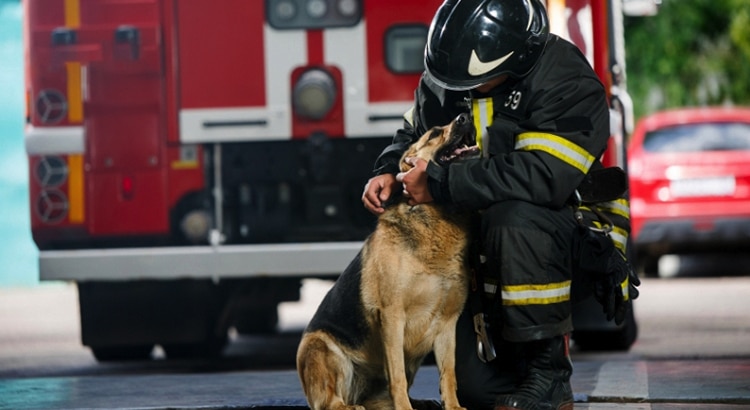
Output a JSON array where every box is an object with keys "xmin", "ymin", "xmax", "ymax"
[{"xmin": 454, "ymin": 145, "xmax": 480, "ymax": 158}]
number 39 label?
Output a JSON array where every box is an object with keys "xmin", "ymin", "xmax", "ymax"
[{"xmin": 504, "ymin": 90, "xmax": 522, "ymax": 110}]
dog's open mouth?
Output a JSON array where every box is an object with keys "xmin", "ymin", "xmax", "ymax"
[{"xmin": 436, "ymin": 129, "xmax": 480, "ymax": 166}]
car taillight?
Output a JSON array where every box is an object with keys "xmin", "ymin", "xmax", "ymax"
[{"xmin": 628, "ymin": 157, "xmax": 642, "ymax": 178}]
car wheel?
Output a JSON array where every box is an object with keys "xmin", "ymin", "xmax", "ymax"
[
  {"xmin": 637, "ymin": 254, "xmax": 660, "ymax": 277},
  {"xmin": 233, "ymin": 304, "xmax": 279, "ymax": 335}
]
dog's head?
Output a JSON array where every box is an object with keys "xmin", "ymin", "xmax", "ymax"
[{"xmin": 400, "ymin": 113, "xmax": 480, "ymax": 172}]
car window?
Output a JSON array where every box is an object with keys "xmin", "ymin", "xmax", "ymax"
[{"xmin": 643, "ymin": 122, "xmax": 750, "ymax": 153}]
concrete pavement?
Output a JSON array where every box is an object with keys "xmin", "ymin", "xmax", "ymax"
[
  {"xmin": 2, "ymin": 358, "xmax": 750, "ymax": 409},
  {"xmin": 3, "ymin": 277, "xmax": 750, "ymax": 409}
]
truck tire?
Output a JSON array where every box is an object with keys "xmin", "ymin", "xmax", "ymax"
[
  {"xmin": 162, "ymin": 336, "xmax": 227, "ymax": 359},
  {"xmin": 79, "ymin": 280, "xmax": 226, "ymax": 362},
  {"xmin": 233, "ymin": 305, "xmax": 279, "ymax": 335},
  {"xmin": 91, "ymin": 345, "xmax": 154, "ymax": 362}
]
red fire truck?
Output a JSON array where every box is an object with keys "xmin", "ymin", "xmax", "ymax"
[{"xmin": 24, "ymin": 0, "xmax": 635, "ymax": 361}]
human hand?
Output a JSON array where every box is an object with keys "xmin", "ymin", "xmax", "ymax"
[
  {"xmin": 396, "ymin": 157, "xmax": 433, "ymax": 206},
  {"xmin": 362, "ymin": 173, "xmax": 399, "ymax": 214}
]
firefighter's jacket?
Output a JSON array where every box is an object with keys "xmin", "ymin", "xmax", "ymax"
[{"xmin": 373, "ymin": 35, "xmax": 631, "ymax": 251}]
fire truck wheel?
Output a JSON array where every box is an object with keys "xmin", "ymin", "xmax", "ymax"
[
  {"xmin": 162, "ymin": 337, "xmax": 227, "ymax": 359},
  {"xmin": 91, "ymin": 345, "xmax": 154, "ymax": 362},
  {"xmin": 233, "ymin": 305, "xmax": 279, "ymax": 335}
]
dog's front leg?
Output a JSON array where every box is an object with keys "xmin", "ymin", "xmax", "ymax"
[
  {"xmin": 433, "ymin": 316, "xmax": 466, "ymax": 410},
  {"xmin": 381, "ymin": 310, "xmax": 414, "ymax": 410}
]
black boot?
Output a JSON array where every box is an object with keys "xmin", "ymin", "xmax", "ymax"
[{"xmin": 494, "ymin": 335, "xmax": 574, "ymax": 410}]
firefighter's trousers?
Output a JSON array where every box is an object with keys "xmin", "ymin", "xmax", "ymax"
[
  {"xmin": 454, "ymin": 200, "xmax": 578, "ymax": 408},
  {"xmin": 479, "ymin": 199, "xmax": 577, "ymax": 341}
]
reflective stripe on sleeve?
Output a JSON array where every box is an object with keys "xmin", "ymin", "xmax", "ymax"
[
  {"xmin": 501, "ymin": 280, "xmax": 571, "ymax": 306},
  {"xmin": 597, "ymin": 198, "xmax": 631, "ymax": 220},
  {"xmin": 403, "ymin": 106, "xmax": 415, "ymax": 128},
  {"xmin": 589, "ymin": 219, "xmax": 629, "ymax": 253},
  {"xmin": 621, "ymin": 277, "xmax": 630, "ymax": 301},
  {"xmin": 515, "ymin": 132, "xmax": 595, "ymax": 174},
  {"xmin": 610, "ymin": 226, "xmax": 628, "ymax": 253},
  {"xmin": 472, "ymin": 98, "xmax": 493, "ymax": 157}
]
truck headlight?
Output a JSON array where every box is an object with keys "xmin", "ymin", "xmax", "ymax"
[{"xmin": 292, "ymin": 68, "xmax": 336, "ymax": 121}]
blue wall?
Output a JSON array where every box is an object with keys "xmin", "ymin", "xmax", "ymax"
[{"xmin": 0, "ymin": 0, "xmax": 40, "ymax": 287}]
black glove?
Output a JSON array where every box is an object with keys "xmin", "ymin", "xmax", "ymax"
[
  {"xmin": 595, "ymin": 248, "xmax": 640, "ymax": 325},
  {"xmin": 574, "ymin": 225, "xmax": 640, "ymax": 325}
]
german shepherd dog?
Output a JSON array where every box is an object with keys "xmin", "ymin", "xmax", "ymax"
[{"xmin": 296, "ymin": 113, "xmax": 479, "ymax": 410}]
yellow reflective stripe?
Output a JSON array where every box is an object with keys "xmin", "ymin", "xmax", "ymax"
[
  {"xmin": 403, "ymin": 106, "xmax": 415, "ymax": 128},
  {"xmin": 65, "ymin": 0, "xmax": 80, "ymax": 28},
  {"xmin": 597, "ymin": 198, "xmax": 631, "ymax": 220},
  {"xmin": 64, "ymin": 0, "xmax": 83, "ymax": 123},
  {"xmin": 621, "ymin": 277, "xmax": 630, "ymax": 301},
  {"xmin": 67, "ymin": 154, "xmax": 85, "ymax": 224},
  {"xmin": 171, "ymin": 160, "xmax": 199, "ymax": 170},
  {"xmin": 515, "ymin": 132, "xmax": 595, "ymax": 174},
  {"xmin": 65, "ymin": 62, "xmax": 83, "ymax": 123},
  {"xmin": 501, "ymin": 280, "xmax": 571, "ymax": 306},
  {"xmin": 472, "ymin": 98, "xmax": 493, "ymax": 156},
  {"xmin": 610, "ymin": 226, "xmax": 628, "ymax": 253}
]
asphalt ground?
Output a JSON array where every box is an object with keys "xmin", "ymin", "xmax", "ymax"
[
  {"xmin": 2, "ymin": 359, "xmax": 750, "ymax": 409},
  {"xmin": 2, "ymin": 275, "xmax": 750, "ymax": 409}
]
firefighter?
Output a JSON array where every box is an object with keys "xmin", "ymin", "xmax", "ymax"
[{"xmin": 362, "ymin": 0, "xmax": 635, "ymax": 409}]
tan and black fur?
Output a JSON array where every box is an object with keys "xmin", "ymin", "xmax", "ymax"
[{"xmin": 296, "ymin": 114, "xmax": 479, "ymax": 410}]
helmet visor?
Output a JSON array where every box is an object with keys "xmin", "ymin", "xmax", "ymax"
[{"xmin": 424, "ymin": 65, "xmax": 483, "ymax": 92}]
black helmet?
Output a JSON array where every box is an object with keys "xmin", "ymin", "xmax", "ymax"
[{"xmin": 425, "ymin": 0, "xmax": 549, "ymax": 91}]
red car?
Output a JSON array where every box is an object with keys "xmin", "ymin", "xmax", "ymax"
[{"xmin": 627, "ymin": 106, "xmax": 750, "ymax": 276}]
